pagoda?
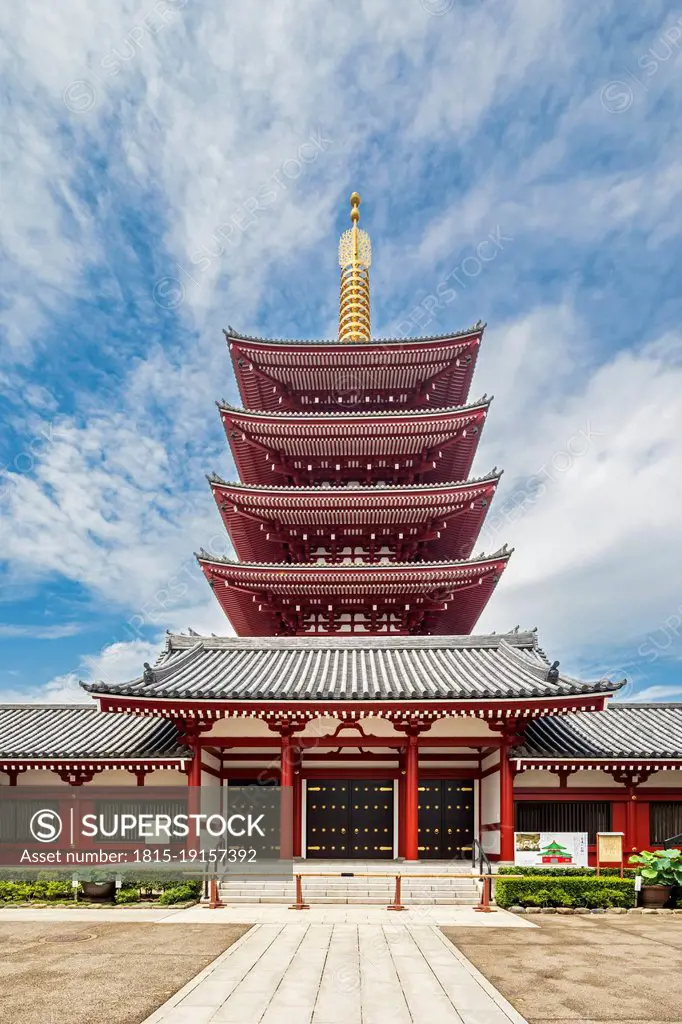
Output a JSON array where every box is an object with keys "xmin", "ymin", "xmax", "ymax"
[{"xmin": 198, "ymin": 192, "xmax": 510, "ymax": 636}]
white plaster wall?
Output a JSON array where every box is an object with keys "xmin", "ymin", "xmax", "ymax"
[
  {"xmin": 639, "ymin": 770, "xmax": 682, "ymax": 788},
  {"xmin": 201, "ymin": 750, "xmax": 221, "ymax": 788},
  {"xmin": 567, "ymin": 770, "xmax": 621, "ymax": 788},
  {"xmin": 426, "ymin": 717, "xmax": 495, "ymax": 737},
  {"xmin": 205, "ymin": 718, "xmax": 272, "ymax": 738},
  {"xmin": 87, "ymin": 769, "xmax": 136, "ymax": 786},
  {"xmin": 17, "ymin": 771, "xmax": 70, "ymax": 787},
  {"xmin": 481, "ymin": 750, "xmax": 500, "ymax": 772},
  {"xmin": 146, "ymin": 769, "xmax": 187, "ymax": 786},
  {"xmin": 480, "ymin": 770, "xmax": 500, "ymax": 824},
  {"xmin": 514, "ymin": 770, "xmax": 560, "ymax": 788}
]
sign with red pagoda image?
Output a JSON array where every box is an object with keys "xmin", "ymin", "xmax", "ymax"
[{"xmin": 514, "ymin": 832, "xmax": 589, "ymax": 868}]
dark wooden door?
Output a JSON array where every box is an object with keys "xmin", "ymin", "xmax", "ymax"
[
  {"xmin": 306, "ymin": 780, "xmax": 394, "ymax": 859},
  {"xmin": 306, "ymin": 780, "xmax": 351, "ymax": 858},
  {"xmin": 418, "ymin": 780, "xmax": 474, "ymax": 859},
  {"xmin": 417, "ymin": 780, "xmax": 443, "ymax": 858},
  {"xmin": 349, "ymin": 780, "xmax": 394, "ymax": 858}
]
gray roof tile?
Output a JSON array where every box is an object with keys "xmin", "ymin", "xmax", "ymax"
[
  {"xmin": 83, "ymin": 631, "xmax": 622, "ymax": 702},
  {"xmin": 0, "ymin": 704, "xmax": 188, "ymax": 759},
  {"xmin": 514, "ymin": 703, "xmax": 682, "ymax": 759}
]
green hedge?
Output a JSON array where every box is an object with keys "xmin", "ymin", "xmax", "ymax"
[
  {"xmin": 0, "ymin": 879, "xmax": 77, "ymax": 903},
  {"xmin": 497, "ymin": 866, "xmax": 637, "ymax": 878},
  {"xmin": 0, "ymin": 874, "xmax": 202, "ymax": 904},
  {"xmin": 158, "ymin": 884, "xmax": 201, "ymax": 905},
  {"xmin": 495, "ymin": 876, "xmax": 636, "ymax": 909}
]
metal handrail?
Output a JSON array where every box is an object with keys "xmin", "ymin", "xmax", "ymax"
[
  {"xmin": 664, "ymin": 833, "xmax": 682, "ymax": 849},
  {"xmin": 472, "ymin": 838, "xmax": 491, "ymax": 877}
]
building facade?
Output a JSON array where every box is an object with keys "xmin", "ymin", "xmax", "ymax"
[{"xmin": 3, "ymin": 195, "xmax": 681, "ymax": 862}]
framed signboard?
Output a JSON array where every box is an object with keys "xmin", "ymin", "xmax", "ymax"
[
  {"xmin": 596, "ymin": 832, "xmax": 624, "ymax": 876},
  {"xmin": 514, "ymin": 832, "xmax": 589, "ymax": 868}
]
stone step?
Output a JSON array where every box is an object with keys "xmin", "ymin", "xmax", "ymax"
[
  {"xmin": 211, "ymin": 894, "xmax": 479, "ymax": 905},
  {"xmin": 217, "ymin": 885, "xmax": 480, "ymax": 894}
]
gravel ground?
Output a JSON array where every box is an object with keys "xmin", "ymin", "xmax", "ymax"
[
  {"xmin": 442, "ymin": 915, "xmax": 682, "ymax": 1024},
  {"xmin": 0, "ymin": 921, "xmax": 250, "ymax": 1024}
]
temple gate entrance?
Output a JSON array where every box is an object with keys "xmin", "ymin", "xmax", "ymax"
[{"xmin": 305, "ymin": 779, "xmax": 394, "ymax": 858}]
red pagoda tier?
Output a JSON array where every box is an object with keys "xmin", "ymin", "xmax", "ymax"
[
  {"xmin": 225, "ymin": 324, "xmax": 484, "ymax": 412},
  {"xmin": 218, "ymin": 399, "xmax": 491, "ymax": 487},
  {"xmin": 201, "ymin": 192, "xmax": 511, "ymax": 636},
  {"xmin": 208, "ymin": 472, "xmax": 501, "ymax": 564},
  {"xmin": 197, "ymin": 548, "xmax": 511, "ymax": 636}
]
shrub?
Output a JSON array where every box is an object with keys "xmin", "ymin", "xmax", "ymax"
[
  {"xmin": 495, "ymin": 876, "xmax": 635, "ymax": 909},
  {"xmin": 0, "ymin": 879, "xmax": 78, "ymax": 903},
  {"xmin": 115, "ymin": 887, "xmax": 141, "ymax": 904},
  {"xmin": 496, "ymin": 865, "xmax": 637, "ymax": 878},
  {"xmin": 157, "ymin": 883, "xmax": 201, "ymax": 905}
]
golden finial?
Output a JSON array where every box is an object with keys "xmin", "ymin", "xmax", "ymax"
[{"xmin": 338, "ymin": 191, "xmax": 371, "ymax": 342}]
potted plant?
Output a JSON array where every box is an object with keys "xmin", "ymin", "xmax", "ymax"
[
  {"xmin": 79, "ymin": 869, "xmax": 116, "ymax": 901},
  {"xmin": 628, "ymin": 849, "xmax": 682, "ymax": 908}
]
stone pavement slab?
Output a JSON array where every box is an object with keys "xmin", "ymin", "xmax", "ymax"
[{"xmin": 142, "ymin": 922, "xmax": 529, "ymax": 1024}]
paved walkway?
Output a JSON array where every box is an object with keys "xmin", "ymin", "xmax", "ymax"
[
  {"xmin": 0, "ymin": 904, "xmax": 533, "ymax": 928},
  {"xmin": 142, "ymin": 922, "xmax": 529, "ymax": 1024}
]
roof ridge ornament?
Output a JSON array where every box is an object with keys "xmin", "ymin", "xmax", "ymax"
[{"xmin": 338, "ymin": 192, "xmax": 372, "ymax": 343}]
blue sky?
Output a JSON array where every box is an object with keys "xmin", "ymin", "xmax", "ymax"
[{"xmin": 1, "ymin": 0, "xmax": 681, "ymax": 702}]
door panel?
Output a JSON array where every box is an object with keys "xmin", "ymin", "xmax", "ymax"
[
  {"xmin": 418, "ymin": 780, "xmax": 474, "ymax": 859},
  {"xmin": 306, "ymin": 780, "xmax": 350, "ymax": 858},
  {"xmin": 417, "ymin": 780, "xmax": 442, "ymax": 858},
  {"xmin": 350, "ymin": 780, "xmax": 394, "ymax": 858},
  {"xmin": 306, "ymin": 780, "xmax": 394, "ymax": 859}
]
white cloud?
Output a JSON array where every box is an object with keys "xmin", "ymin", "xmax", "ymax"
[
  {"xmin": 625, "ymin": 686, "xmax": 682, "ymax": 702},
  {"xmin": 476, "ymin": 309, "xmax": 682, "ymax": 656},
  {"xmin": 0, "ymin": 624, "xmax": 84, "ymax": 639}
]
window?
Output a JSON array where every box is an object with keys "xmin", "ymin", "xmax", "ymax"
[
  {"xmin": 0, "ymin": 799, "xmax": 60, "ymax": 843},
  {"xmin": 515, "ymin": 801, "xmax": 611, "ymax": 843},
  {"xmin": 650, "ymin": 802, "xmax": 682, "ymax": 844}
]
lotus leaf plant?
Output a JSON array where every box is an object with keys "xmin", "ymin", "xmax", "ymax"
[{"xmin": 628, "ymin": 848, "xmax": 682, "ymax": 887}]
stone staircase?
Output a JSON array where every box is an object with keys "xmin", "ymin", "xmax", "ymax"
[{"xmin": 216, "ymin": 865, "xmax": 481, "ymax": 905}]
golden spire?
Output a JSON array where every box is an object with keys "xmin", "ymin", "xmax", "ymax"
[{"xmin": 338, "ymin": 191, "xmax": 372, "ymax": 342}]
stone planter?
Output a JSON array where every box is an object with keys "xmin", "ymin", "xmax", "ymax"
[
  {"xmin": 640, "ymin": 885, "xmax": 672, "ymax": 909},
  {"xmin": 81, "ymin": 881, "xmax": 116, "ymax": 901}
]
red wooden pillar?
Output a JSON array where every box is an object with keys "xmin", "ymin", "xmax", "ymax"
[
  {"xmin": 189, "ymin": 742, "xmax": 202, "ymax": 788},
  {"xmin": 292, "ymin": 746, "xmax": 302, "ymax": 858},
  {"xmin": 404, "ymin": 731, "xmax": 419, "ymax": 861},
  {"xmin": 397, "ymin": 751, "xmax": 405, "ymax": 859},
  {"xmin": 280, "ymin": 728, "xmax": 294, "ymax": 859},
  {"xmin": 499, "ymin": 740, "xmax": 515, "ymax": 862},
  {"xmin": 625, "ymin": 784, "xmax": 637, "ymax": 854}
]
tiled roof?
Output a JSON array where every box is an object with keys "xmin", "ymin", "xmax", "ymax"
[
  {"xmin": 83, "ymin": 632, "xmax": 622, "ymax": 702},
  {"xmin": 224, "ymin": 324, "xmax": 486, "ymax": 347},
  {"xmin": 0, "ymin": 704, "xmax": 188, "ymax": 759},
  {"xmin": 514, "ymin": 703, "xmax": 682, "ymax": 759}
]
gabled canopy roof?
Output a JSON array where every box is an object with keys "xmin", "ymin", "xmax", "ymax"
[
  {"xmin": 226, "ymin": 326, "xmax": 483, "ymax": 413},
  {"xmin": 84, "ymin": 630, "xmax": 622, "ymax": 703},
  {"xmin": 196, "ymin": 548, "xmax": 511, "ymax": 636},
  {"xmin": 0, "ymin": 704, "xmax": 188, "ymax": 760},
  {"xmin": 208, "ymin": 471, "xmax": 501, "ymax": 564},
  {"xmin": 218, "ymin": 399, "xmax": 490, "ymax": 486},
  {"xmin": 514, "ymin": 703, "xmax": 682, "ymax": 760}
]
